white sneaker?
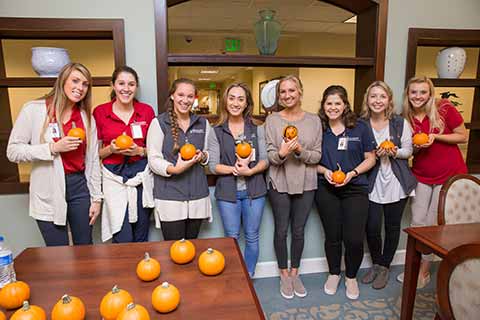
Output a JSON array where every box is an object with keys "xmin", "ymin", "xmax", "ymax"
[
  {"xmin": 345, "ymin": 277, "xmax": 359, "ymax": 300},
  {"xmin": 324, "ymin": 274, "xmax": 341, "ymax": 295}
]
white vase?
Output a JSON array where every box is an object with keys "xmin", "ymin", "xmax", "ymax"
[
  {"xmin": 436, "ymin": 47, "xmax": 466, "ymax": 79},
  {"xmin": 31, "ymin": 47, "xmax": 70, "ymax": 77}
]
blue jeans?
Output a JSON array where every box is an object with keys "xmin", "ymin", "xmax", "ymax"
[{"xmin": 217, "ymin": 190, "xmax": 266, "ymax": 277}]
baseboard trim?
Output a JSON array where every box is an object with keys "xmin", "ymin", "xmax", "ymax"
[{"xmin": 253, "ymin": 249, "xmax": 407, "ymax": 279}]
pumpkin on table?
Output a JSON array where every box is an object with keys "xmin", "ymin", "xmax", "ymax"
[
  {"xmin": 170, "ymin": 239, "xmax": 196, "ymax": 264},
  {"xmin": 51, "ymin": 294, "xmax": 85, "ymax": 320},
  {"xmin": 198, "ymin": 248, "xmax": 225, "ymax": 276},
  {"xmin": 151, "ymin": 282, "xmax": 180, "ymax": 313},
  {"xmin": 0, "ymin": 280, "xmax": 30, "ymax": 310},
  {"xmin": 136, "ymin": 252, "xmax": 161, "ymax": 282},
  {"xmin": 99, "ymin": 285, "xmax": 133, "ymax": 320},
  {"xmin": 10, "ymin": 301, "xmax": 46, "ymax": 320},
  {"xmin": 117, "ymin": 303, "xmax": 150, "ymax": 320}
]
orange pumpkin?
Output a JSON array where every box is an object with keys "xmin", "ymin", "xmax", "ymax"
[
  {"xmin": 0, "ymin": 310, "xmax": 6, "ymax": 320},
  {"xmin": 136, "ymin": 252, "xmax": 161, "ymax": 282},
  {"xmin": 0, "ymin": 281, "xmax": 30, "ymax": 309},
  {"xmin": 198, "ymin": 248, "xmax": 225, "ymax": 276},
  {"xmin": 117, "ymin": 303, "xmax": 150, "ymax": 320},
  {"xmin": 283, "ymin": 125, "xmax": 298, "ymax": 140},
  {"xmin": 180, "ymin": 143, "xmax": 196, "ymax": 160},
  {"xmin": 170, "ymin": 239, "xmax": 196, "ymax": 264},
  {"xmin": 379, "ymin": 140, "xmax": 395, "ymax": 150},
  {"xmin": 236, "ymin": 141, "xmax": 252, "ymax": 159},
  {"xmin": 67, "ymin": 121, "xmax": 86, "ymax": 141},
  {"xmin": 51, "ymin": 294, "xmax": 85, "ymax": 320},
  {"xmin": 151, "ymin": 282, "xmax": 180, "ymax": 313},
  {"xmin": 331, "ymin": 163, "xmax": 346, "ymax": 184},
  {"xmin": 413, "ymin": 132, "xmax": 429, "ymax": 146},
  {"xmin": 99, "ymin": 285, "xmax": 133, "ymax": 320},
  {"xmin": 10, "ymin": 301, "xmax": 46, "ymax": 320},
  {"xmin": 116, "ymin": 133, "xmax": 134, "ymax": 150}
]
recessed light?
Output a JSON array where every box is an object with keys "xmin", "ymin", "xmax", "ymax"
[
  {"xmin": 198, "ymin": 78, "xmax": 211, "ymax": 81},
  {"xmin": 343, "ymin": 15, "xmax": 357, "ymax": 24},
  {"xmin": 200, "ymin": 70, "xmax": 219, "ymax": 74}
]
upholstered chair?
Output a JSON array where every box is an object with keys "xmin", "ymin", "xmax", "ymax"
[
  {"xmin": 437, "ymin": 174, "xmax": 480, "ymax": 225},
  {"xmin": 435, "ymin": 243, "xmax": 480, "ymax": 320}
]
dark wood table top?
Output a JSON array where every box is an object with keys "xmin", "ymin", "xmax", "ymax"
[
  {"xmin": 5, "ymin": 237, "xmax": 265, "ymax": 319},
  {"xmin": 404, "ymin": 223, "xmax": 480, "ymax": 257}
]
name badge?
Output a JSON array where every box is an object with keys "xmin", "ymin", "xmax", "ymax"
[
  {"xmin": 131, "ymin": 123, "xmax": 143, "ymax": 139},
  {"xmin": 338, "ymin": 137, "xmax": 348, "ymax": 150},
  {"xmin": 49, "ymin": 123, "xmax": 61, "ymax": 138}
]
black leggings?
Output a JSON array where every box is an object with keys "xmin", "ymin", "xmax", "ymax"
[
  {"xmin": 160, "ymin": 218, "xmax": 203, "ymax": 240},
  {"xmin": 268, "ymin": 187, "xmax": 315, "ymax": 269},
  {"xmin": 315, "ymin": 182, "xmax": 369, "ymax": 278},
  {"xmin": 366, "ymin": 198, "xmax": 408, "ymax": 268}
]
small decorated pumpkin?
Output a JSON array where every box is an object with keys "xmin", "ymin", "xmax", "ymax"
[
  {"xmin": 67, "ymin": 121, "xmax": 86, "ymax": 141},
  {"xmin": 170, "ymin": 239, "xmax": 196, "ymax": 264},
  {"xmin": 115, "ymin": 133, "xmax": 134, "ymax": 150},
  {"xmin": 331, "ymin": 163, "xmax": 346, "ymax": 184},
  {"xmin": 10, "ymin": 301, "xmax": 46, "ymax": 320},
  {"xmin": 99, "ymin": 285, "xmax": 133, "ymax": 320},
  {"xmin": 180, "ymin": 143, "xmax": 196, "ymax": 160},
  {"xmin": 136, "ymin": 252, "xmax": 161, "ymax": 282},
  {"xmin": 283, "ymin": 125, "xmax": 298, "ymax": 140},
  {"xmin": 198, "ymin": 248, "xmax": 225, "ymax": 276},
  {"xmin": 51, "ymin": 294, "xmax": 85, "ymax": 320},
  {"xmin": 236, "ymin": 141, "xmax": 252, "ymax": 159},
  {"xmin": 117, "ymin": 302, "xmax": 150, "ymax": 320},
  {"xmin": 413, "ymin": 132, "xmax": 429, "ymax": 146},
  {"xmin": 379, "ymin": 140, "xmax": 395, "ymax": 150},
  {"xmin": 151, "ymin": 282, "xmax": 180, "ymax": 313},
  {"xmin": 0, "ymin": 280, "xmax": 30, "ymax": 310}
]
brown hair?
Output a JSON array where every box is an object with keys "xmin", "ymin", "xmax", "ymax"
[
  {"xmin": 110, "ymin": 65, "xmax": 139, "ymax": 100},
  {"xmin": 360, "ymin": 81, "xmax": 395, "ymax": 120},
  {"xmin": 318, "ymin": 85, "xmax": 357, "ymax": 129},
  {"xmin": 165, "ymin": 78, "xmax": 197, "ymax": 154},
  {"xmin": 216, "ymin": 82, "xmax": 255, "ymax": 126}
]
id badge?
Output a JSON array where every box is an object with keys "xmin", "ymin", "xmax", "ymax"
[
  {"xmin": 49, "ymin": 123, "xmax": 61, "ymax": 138},
  {"xmin": 338, "ymin": 137, "xmax": 348, "ymax": 150},
  {"xmin": 250, "ymin": 148, "xmax": 256, "ymax": 162},
  {"xmin": 131, "ymin": 123, "xmax": 143, "ymax": 139}
]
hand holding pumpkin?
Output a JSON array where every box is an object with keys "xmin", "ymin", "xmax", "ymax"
[
  {"xmin": 278, "ymin": 137, "xmax": 298, "ymax": 159},
  {"xmin": 52, "ymin": 136, "xmax": 82, "ymax": 153},
  {"xmin": 233, "ymin": 153, "xmax": 253, "ymax": 177}
]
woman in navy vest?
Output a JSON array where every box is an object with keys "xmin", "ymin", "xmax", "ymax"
[
  {"xmin": 208, "ymin": 83, "xmax": 268, "ymax": 278},
  {"xmin": 147, "ymin": 78, "xmax": 212, "ymax": 240},
  {"xmin": 359, "ymin": 81, "xmax": 416, "ymax": 289},
  {"xmin": 315, "ymin": 85, "xmax": 376, "ymax": 300}
]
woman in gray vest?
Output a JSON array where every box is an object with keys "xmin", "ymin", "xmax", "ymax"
[
  {"xmin": 360, "ymin": 81, "xmax": 416, "ymax": 289},
  {"xmin": 208, "ymin": 83, "xmax": 269, "ymax": 278},
  {"xmin": 147, "ymin": 78, "xmax": 212, "ymax": 240}
]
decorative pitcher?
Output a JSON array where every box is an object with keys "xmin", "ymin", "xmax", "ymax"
[
  {"xmin": 31, "ymin": 47, "xmax": 70, "ymax": 77},
  {"xmin": 436, "ymin": 47, "xmax": 466, "ymax": 79},
  {"xmin": 254, "ymin": 10, "xmax": 281, "ymax": 56}
]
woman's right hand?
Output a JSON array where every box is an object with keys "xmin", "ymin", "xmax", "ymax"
[
  {"xmin": 52, "ymin": 136, "xmax": 82, "ymax": 153},
  {"xmin": 323, "ymin": 169, "xmax": 335, "ymax": 185},
  {"xmin": 169, "ymin": 153, "xmax": 198, "ymax": 175},
  {"xmin": 278, "ymin": 137, "xmax": 298, "ymax": 158}
]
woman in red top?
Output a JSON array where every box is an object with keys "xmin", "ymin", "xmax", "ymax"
[
  {"xmin": 93, "ymin": 66, "xmax": 155, "ymax": 243},
  {"xmin": 398, "ymin": 76, "xmax": 468, "ymax": 287}
]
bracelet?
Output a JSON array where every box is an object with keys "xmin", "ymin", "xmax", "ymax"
[
  {"xmin": 49, "ymin": 142, "xmax": 57, "ymax": 156},
  {"xmin": 353, "ymin": 169, "xmax": 359, "ymax": 176}
]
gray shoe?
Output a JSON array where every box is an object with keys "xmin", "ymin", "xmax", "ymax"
[
  {"xmin": 279, "ymin": 274, "xmax": 294, "ymax": 299},
  {"xmin": 361, "ymin": 264, "xmax": 380, "ymax": 284},
  {"xmin": 372, "ymin": 266, "xmax": 389, "ymax": 289},
  {"xmin": 292, "ymin": 275, "xmax": 307, "ymax": 298}
]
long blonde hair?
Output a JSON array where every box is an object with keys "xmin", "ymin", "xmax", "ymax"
[
  {"xmin": 42, "ymin": 62, "xmax": 93, "ymax": 141},
  {"xmin": 216, "ymin": 83, "xmax": 254, "ymax": 126},
  {"xmin": 275, "ymin": 75, "xmax": 303, "ymax": 108},
  {"xmin": 402, "ymin": 76, "xmax": 444, "ymax": 134},
  {"xmin": 360, "ymin": 81, "xmax": 395, "ymax": 120}
]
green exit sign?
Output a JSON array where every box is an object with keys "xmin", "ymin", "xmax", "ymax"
[{"xmin": 225, "ymin": 39, "xmax": 241, "ymax": 52}]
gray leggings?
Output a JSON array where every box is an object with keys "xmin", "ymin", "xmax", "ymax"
[{"xmin": 268, "ymin": 187, "xmax": 315, "ymax": 269}]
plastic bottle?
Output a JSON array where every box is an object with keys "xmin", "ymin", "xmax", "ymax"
[{"xmin": 0, "ymin": 235, "xmax": 16, "ymax": 288}]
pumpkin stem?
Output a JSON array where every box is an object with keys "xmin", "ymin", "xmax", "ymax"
[
  {"xmin": 127, "ymin": 302, "xmax": 136, "ymax": 311},
  {"xmin": 180, "ymin": 238, "xmax": 185, "ymax": 243},
  {"xmin": 22, "ymin": 300, "xmax": 30, "ymax": 311},
  {"xmin": 207, "ymin": 248, "xmax": 214, "ymax": 254},
  {"xmin": 161, "ymin": 282, "xmax": 169, "ymax": 288},
  {"xmin": 144, "ymin": 252, "xmax": 150, "ymax": 261},
  {"xmin": 71, "ymin": 121, "xmax": 77, "ymax": 129},
  {"xmin": 112, "ymin": 285, "xmax": 120, "ymax": 294},
  {"xmin": 336, "ymin": 163, "xmax": 342, "ymax": 172},
  {"xmin": 61, "ymin": 294, "xmax": 72, "ymax": 304}
]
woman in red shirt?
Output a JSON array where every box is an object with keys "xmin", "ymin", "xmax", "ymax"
[
  {"xmin": 398, "ymin": 76, "xmax": 468, "ymax": 287},
  {"xmin": 93, "ymin": 66, "xmax": 155, "ymax": 243}
]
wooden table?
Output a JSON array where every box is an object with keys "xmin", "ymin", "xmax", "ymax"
[
  {"xmin": 5, "ymin": 237, "xmax": 265, "ymax": 319},
  {"xmin": 400, "ymin": 223, "xmax": 480, "ymax": 320}
]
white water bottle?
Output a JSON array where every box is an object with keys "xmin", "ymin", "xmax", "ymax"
[{"xmin": 0, "ymin": 235, "xmax": 16, "ymax": 288}]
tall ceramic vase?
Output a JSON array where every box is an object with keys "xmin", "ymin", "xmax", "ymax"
[
  {"xmin": 254, "ymin": 9, "xmax": 281, "ymax": 56},
  {"xmin": 31, "ymin": 47, "xmax": 70, "ymax": 77},
  {"xmin": 436, "ymin": 47, "xmax": 467, "ymax": 79}
]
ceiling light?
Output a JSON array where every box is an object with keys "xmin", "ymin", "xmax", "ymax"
[
  {"xmin": 343, "ymin": 15, "xmax": 357, "ymax": 24},
  {"xmin": 200, "ymin": 70, "xmax": 219, "ymax": 74},
  {"xmin": 198, "ymin": 78, "xmax": 211, "ymax": 81}
]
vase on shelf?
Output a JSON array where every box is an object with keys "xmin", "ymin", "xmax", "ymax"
[
  {"xmin": 435, "ymin": 47, "xmax": 467, "ymax": 79},
  {"xmin": 254, "ymin": 9, "xmax": 281, "ymax": 56},
  {"xmin": 31, "ymin": 47, "xmax": 70, "ymax": 77}
]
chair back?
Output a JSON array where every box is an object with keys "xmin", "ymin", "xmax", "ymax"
[
  {"xmin": 438, "ymin": 174, "xmax": 480, "ymax": 225},
  {"xmin": 436, "ymin": 243, "xmax": 480, "ymax": 320}
]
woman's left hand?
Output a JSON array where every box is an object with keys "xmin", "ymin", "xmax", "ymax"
[
  {"xmin": 120, "ymin": 143, "xmax": 145, "ymax": 157},
  {"xmin": 89, "ymin": 201, "xmax": 102, "ymax": 225},
  {"xmin": 387, "ymin": 146, "xmax": 398, "ymax": 157},
  {"xmin": 334, "ymin": 171, "xmax": 356, "ymax": 188}
]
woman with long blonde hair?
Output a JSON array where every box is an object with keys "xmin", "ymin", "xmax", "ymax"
[
  {"xmin": 7, "ymin": 62, "xmax": 102, "ymax": 246},
  {"xmin": 208, "ymin": 83, "xmax": 268, "ymax": 277},
  {"xmin": 397, "ymin": 76, "xmax": 468, "ymax": 287}
]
